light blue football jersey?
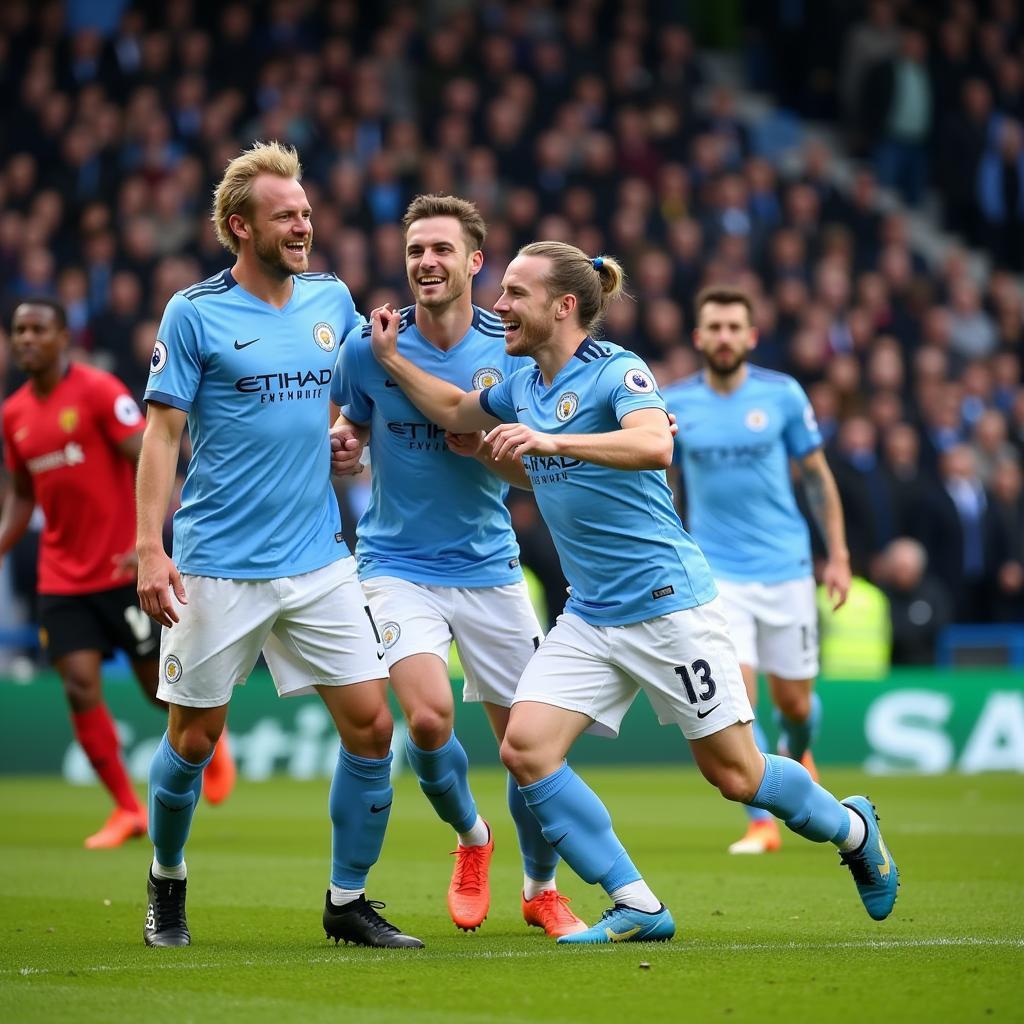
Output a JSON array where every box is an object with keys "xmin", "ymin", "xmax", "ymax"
[
  {"xmin": 479, "ymin": 338, "xmax": 717, "ymax": 626},
  {"xmin": 332, "ymin": 305, "xmax": 526, "ymax": 587},
  {"xmin": 145, "ymin": 269, "xmax": 363, "ymax": 578},
  {"xmin": 664, "ymin": 366, "xmax": 822, "ymax": 583}
]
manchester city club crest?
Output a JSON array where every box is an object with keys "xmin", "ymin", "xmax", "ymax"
[
  {"xmin": 313, "ymin": 321, "xmax": 337, "ymax": 352},
  {"xmin": 623, "ymin": 368, "xmax": 655, "ymax": 394},
  {"xmin": 471, "ymin": 367, "xmax": 503, "ymax": 390},
  {"xmin": 556, "ymin": 392, "xmax": 580, "ymax": 422},
  {"xmin": 745, "ymin": 408, "xmax": 768, "ymax": 431},
  {"xmin": 380, "ymin": 622, "xmax": 401, "ymax": 649},
  {"xmin": 163, "ymin": 655, "xmax": 183, "ymax": 683}
]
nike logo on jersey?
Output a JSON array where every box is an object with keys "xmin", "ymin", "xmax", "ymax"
[
  {"xmin": 370, "ymin": 801, "xmax": 392, "ymax": 814},
  {"xmin": 696, "ymin": 704, "xmax": 721, "ymax": 719},
  {"xmin": 233, "ymin": 338, "xmax": 260, "ymax": 349},
  {"xmin": 384, "ymin": 379, "xmax": 399, "ymax": 387},
  {"xmin": 550, "ymin": 832, "xmax": 569, "ymax": 848},
  {"xmin": 515, "ymin": 405, "xmax": 528, "ymax": 412},
  {"xmin": 604, "ymin": 925, "xmax": 642, "ymax": 942}
]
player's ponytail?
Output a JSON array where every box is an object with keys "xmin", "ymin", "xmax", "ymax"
[{"xmin": 519, "ymin": 241, "xmax": 628, "ymax": 335}]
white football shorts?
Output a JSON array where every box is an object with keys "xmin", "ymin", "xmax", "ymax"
[
  {"xmin": 360, "ymin": 576, "xmax": 543, "ymax": 707},
  {"xmin": 156, "ymin": 557, "xmax": 386, "ymax": 708},
  {"xmin": 513, "ymin": 596, "xmax": 753, "ymax": 741},
  {"xmin": 714, "ymin": 576, "xmax": 819, "ymax": 680}
]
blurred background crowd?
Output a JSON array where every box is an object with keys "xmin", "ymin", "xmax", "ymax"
[{"xmin": 0, "ymin": 0, "xmax": 1022, "ymax": 670}]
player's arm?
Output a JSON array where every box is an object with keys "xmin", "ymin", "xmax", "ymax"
[
  {"xmin": 797, "ymin": 448, "xmax": 851, "ymax": 610},
  {"xmin": 0, "ymin": 467, "xmax": 35, "ymax": 565},
  {"xmin": 487, "ymin": 407, "xmax": 673, "ymax": 471},
  {"xmin": 444, "ymin": 431, "xmax": 533, "ymax": 490},
  {"xmin": 136, "ymin": 402, "xmax": 188, "ymax": 627},
  {"xmin": 369, "ymin": 306, "xmax": 496, "ymax": 432}
]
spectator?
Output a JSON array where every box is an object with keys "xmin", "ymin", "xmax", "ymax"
[
  {"xmin": 987, "ymin": 457, "xmax": 1024, "ymax": 622},
  {"xmin": 876, "ymin": 538, "xmax": 954, "ymax": 665}
]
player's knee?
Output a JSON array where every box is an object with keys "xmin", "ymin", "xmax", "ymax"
[
  {"xmin": 703, "ymin": 762, "xmax": 759, "ymax": 804},
  {"xmin": 499, "ymin": 732, "xmax": 545, "ymax": 784},
  {"xmin": 60, "ymin": 674, "xmax": 100, "ymax": 712},
  {"xmin": 344, "ymin": 704, "xmax": 394, "ymax": 759},
  {"xmin": 776, "ymin": 689, "xmax": 810, "ymax": 722},
  {"xmin": 406, "ymin": 705, "xmax": 453, "ymax": 750},
  {"xmin": 170, "ymin": 722, "xmax": 220, "ymax": 764}
]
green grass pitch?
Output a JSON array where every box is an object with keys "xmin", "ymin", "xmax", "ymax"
[{"xmin": 1, "ymin": 768, "xmax": 1020, "ymax": 1024}]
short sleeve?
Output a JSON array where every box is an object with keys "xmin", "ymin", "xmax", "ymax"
[
  {"xmin": 90, "ymin": 372, "xmax": 144, "ymax": 445},
  {"xmin": 602, "ymin": 353, "xmax": 666, "ymax": 423},
  {"xmin": 781, "ymin": 377, "xmax": 822, "ymax": 457},
  {"xmin": 332, "ymin": 326, "xmax": 373, "ymax": 424},
  {"xmin": 479, "ymin": 373, "xmax": 517, "ymax": 422},
  {"xmin": 145, "ymin": 293, "xmax": 203, "ymax": 412}
]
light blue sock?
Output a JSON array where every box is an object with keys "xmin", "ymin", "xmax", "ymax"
[
  {"xmin": 775, "ymin": 691, "xmax": 822, "ymax": 761},
  {"xmin": 749, "ymin": 753, "xmax": 849, "ymax": 845},
  {"xmin": 744, "ymin": 719, "xmax": 774, "ymax": 823},
  {"xmin": 404, "ymin": 732, "xmax": 477, "ymax": 834},
  {"xmin": 519, "ymin": 763, "xmax": 640, "ymax": 895},
  {"xmin": 508, "ymin": 772, "xmax": 559, "ymax": 881},
  {"xmin": 148, "ymin": 732, "xmax": 211, "ymax": 868},
  {"xmin": 329, "ymin": 747, "xmax": 393, "ymax": 888}
]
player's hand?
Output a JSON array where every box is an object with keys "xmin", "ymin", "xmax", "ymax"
[
  {"xmin": 137, "ymin": 548, "xmax": 187, "ymax": 627},
  {"xmin": 330, "ymin": 424, "xmax": 365, "ymax": 475},
  {"xmin": 485, "ymin": 422, "xmax": 556, "ymax": 460},
  {"xmin": 667, "ymin": 411, "xmax": 679, "ymax": 437},
  {"xmin": 822, "ymin": 556, "xmax": 852, "ymax": 611},
  {"xmin": 111, "ymin": 547, "xmax": 139, "ymax": 581},
  {"xmin": 444, "ymin": 430, "xmax": 485, "ymax": 458},
  {"xmin": 369, "ymin": 303, "xmax": 400, "ymax": 366}
]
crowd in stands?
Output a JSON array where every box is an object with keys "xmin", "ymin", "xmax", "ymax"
[{"xmin": 0, "ymin": 0, "xmax": 1021, "ymax": 667}]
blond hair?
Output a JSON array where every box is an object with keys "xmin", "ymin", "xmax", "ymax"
[
  {"xmin": 212, "ymin": 141, "xmax": 302, "ymax": 254},
  {"xmin": 401, "ymin": 194, "xmax": 487, "ymax": 251},
  {"xmin": 518, "ymin": 241, "xmax": 626, "ymax": 334}
]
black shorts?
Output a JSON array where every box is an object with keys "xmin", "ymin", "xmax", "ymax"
[{"xmin": 37, "ymin": 585, "xmax": 158, "ymax": 662}]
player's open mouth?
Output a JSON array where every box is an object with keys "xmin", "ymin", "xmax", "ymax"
[
  {"xmin": 285, "ymin": 241, "xmax": 307, "ymax": 253},
  {"xmin": 418, "ymin": 277, "xmax": 444, "ymax": 286},
  {"xmin": 502, "ymin": 320, "xmax": 520, "ymax": 335}
]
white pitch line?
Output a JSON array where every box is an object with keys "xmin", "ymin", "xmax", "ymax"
[{"xmin": 4, "ymin": 936, "xmax": 1022, "ymax": 978}]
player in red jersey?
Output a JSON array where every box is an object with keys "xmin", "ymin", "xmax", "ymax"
[{"xmin": 0, "ymin": 299, "xmax": 235, "ymax": 847}]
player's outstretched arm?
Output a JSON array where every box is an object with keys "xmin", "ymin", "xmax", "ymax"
[
  {"xmin": 0, "ymin": 467, "xmax": 35, "ymax": 566},
  {"xmin": 136, "ymin": 403, "xmax": 188, "ymax": 627},
  {"xmin": 798, "ymin": 448, "xmax": 852, "ymax": 610},
  {"xmin": 369, "ymin": 305, "xmax": 495, "ymax": 433},
  {"xmin": 487, "ymin": 407, "xmax": 673, "ymax": 471},
  {"xmin": 444, "ymin": 431, "xmax": 533, "ymax": 490}
]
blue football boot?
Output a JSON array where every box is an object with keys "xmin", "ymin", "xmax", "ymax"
[
  {"xmin": 556, "ymin": 903, "xmax": 675, "ymax": 945},
  {"xmin": 839, "ymin": 796, "xmax": 900, "ymax": 921}
]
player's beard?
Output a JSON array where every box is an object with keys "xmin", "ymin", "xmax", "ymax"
[
  {"xmin": 253, "ymin": 228, "xmax": 310, "ymax": 278},
  {"xmin": 503, "ymin": 310, "xmax": 551, "ymax": 357},
  {"xmin": 705, "ymin": 346, "xmax": 747, "ymax": 378},
  {"xmin": 413, "ymin": 265, "xmax": 469, "ymax": 311}
]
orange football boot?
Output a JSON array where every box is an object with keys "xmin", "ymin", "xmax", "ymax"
[
  {"xmin": 84, "ymin": 807, "xmax": 147, "ymax": 849},
  {"xmin": 203, "ymin": 731, "xmax": 237, "ymax": 805},
  {"xmin": 728, "ymin": 817, "xmax": 782, "ymax": 855},
  {"xmin": 800, "ymin": 750, "xmax": 819, "ymax": 783},
  {"xmin": 448, "ymin": 824, "xmax": 493, "ymax": 931},
  {"xmin": 522, "ymin": 889, "xmax": 588, "ymax": 937}
]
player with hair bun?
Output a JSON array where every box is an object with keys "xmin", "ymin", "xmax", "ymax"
[{"xmin": 363, "ymin": 241, "xmax": 901, "ymax": 943}]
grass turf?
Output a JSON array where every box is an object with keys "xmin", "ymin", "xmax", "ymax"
[{"xmin": 1, "ymin": 768, "xmax": 1020, "ymax": 1024}]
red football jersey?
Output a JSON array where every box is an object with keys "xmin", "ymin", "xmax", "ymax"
[{"xmin": 2, "ymin": 363, "xmax": 144, "ymax": 595}]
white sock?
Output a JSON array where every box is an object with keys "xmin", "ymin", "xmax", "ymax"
[
  {"xmin": 837, "ymin": 807, "xmax": 867, "ymax": 853},
  {"xmin": 329, "ymin": 885, "xmax": 365, "ymax": 907},
  {"xmin": 457, "ymin": 815, "xmax": 490, "ymax": 847},
  {"xmin": 523, "ymin": 875, "xmax": 557, "ymax": 900},
  {"xmin": 152, "ymin": 858, "xmax": 186, "ymax": 881},
  {"xmin": 608, "ymin": 879, "xmax": 661, "ymax": 913}
]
